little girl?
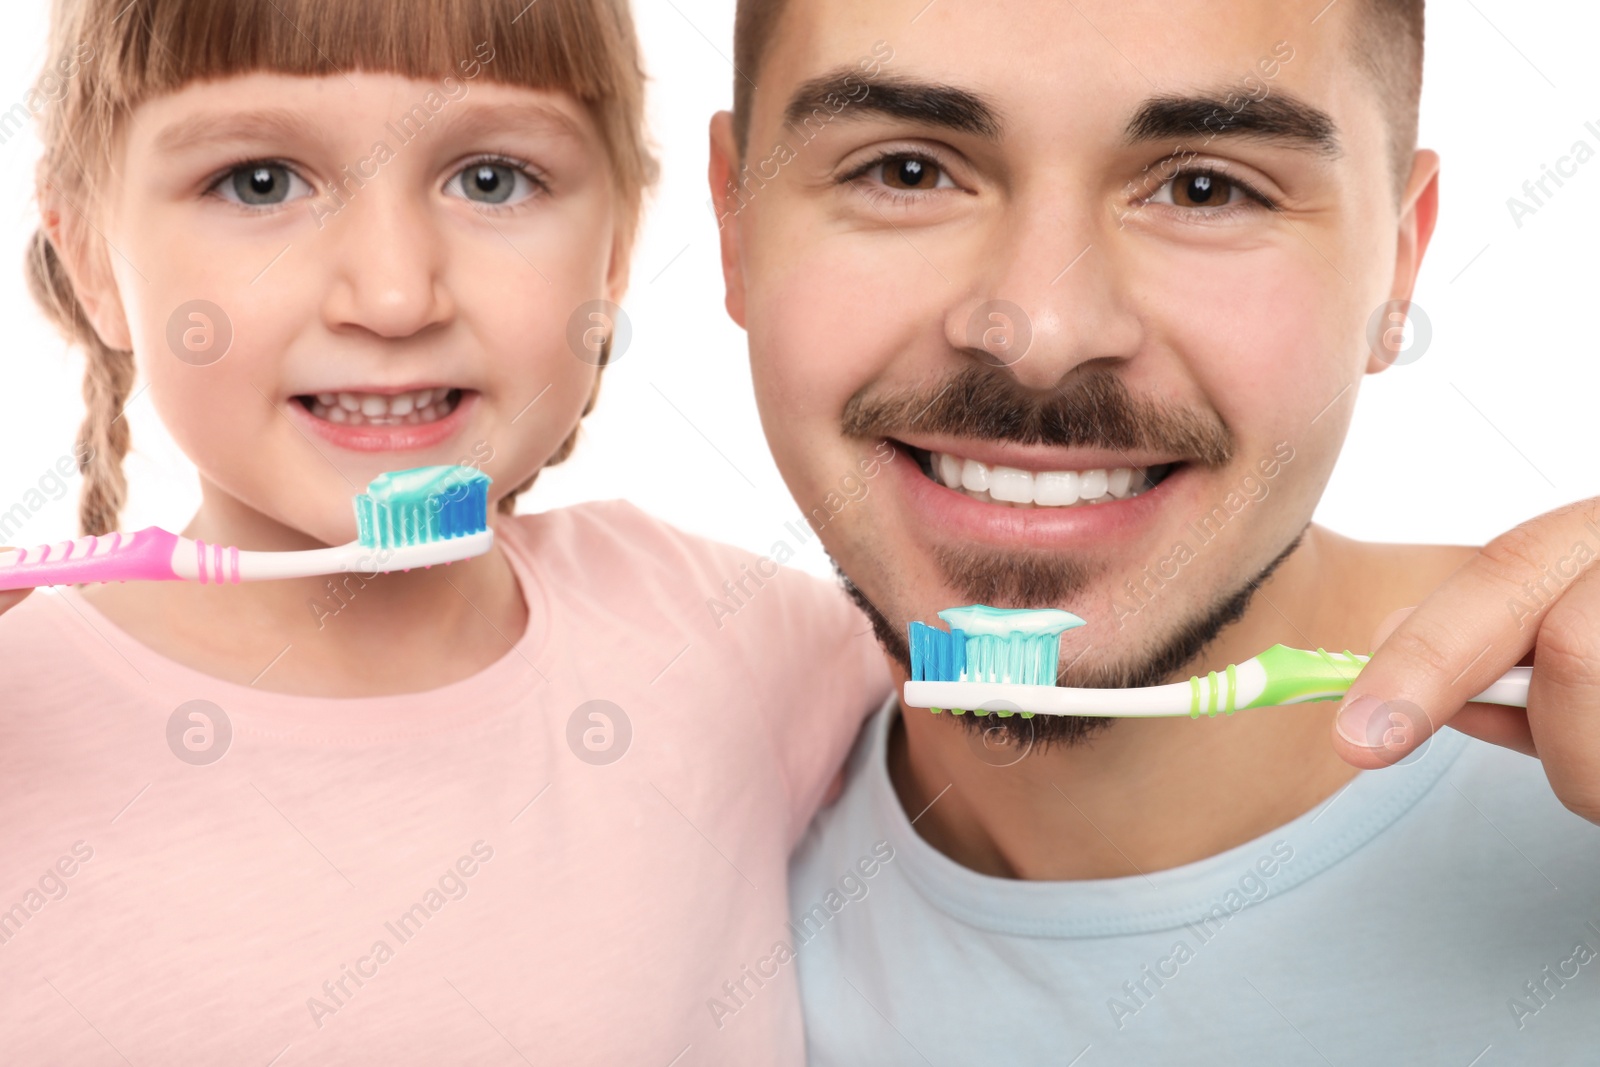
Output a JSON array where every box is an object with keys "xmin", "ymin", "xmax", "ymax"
[{"xmin": 0, "ymin": 1, "xmax": 886, "ymax": 1062}]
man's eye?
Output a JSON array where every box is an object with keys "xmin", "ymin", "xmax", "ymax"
[
  {"xmin": 217, "ymin": 163, "xmax": 310, "ymax": 207},
  {"xmin": 447, "ymin": 162, "xmax": 535, "ymax": 206},
  {"xmin": 864, "ymin": 155, "xmax": 956, "ymax": 192},
  {"xmin": 1152, "ymin": 170, "xmax": 1256, "ymax": 209}
]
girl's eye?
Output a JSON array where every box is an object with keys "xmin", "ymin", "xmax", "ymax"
[
  {"xmin": 858, "ymin": 154, "xmax": 957, "ymax": 193},
  {"xmin": 217, "ymin": 163, "xmax": 310, "ymax": 207},
  {"xmin": 447, "ymin": 162, "xmax": 536, "ymax": 206},
  {"xmin": 1150, "ymin": 169, "xmax": 1268, "ymax": 211}
]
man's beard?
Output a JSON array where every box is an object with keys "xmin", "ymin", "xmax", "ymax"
[
  {"xmin": 837, "ymin": 526, "xmax": 1306, "ymax": 750},
  {"xmin": 831, "ymin": 360, "xmax": 1300, "ymax": 750}
]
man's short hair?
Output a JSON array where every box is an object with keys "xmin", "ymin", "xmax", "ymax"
[{"xmin": 731, "ymin": 0, "xmax": 1424, "ymax": 201}]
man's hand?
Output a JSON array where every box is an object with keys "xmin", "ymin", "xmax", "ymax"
[{"xmin": 1331, "ymin": 499, "xmax": 1600, "ymax": 824}]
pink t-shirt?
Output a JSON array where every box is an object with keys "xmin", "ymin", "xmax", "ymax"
[{"xmin": 0, "ymin": 501, "xmax": 889, "ymax": 1064}]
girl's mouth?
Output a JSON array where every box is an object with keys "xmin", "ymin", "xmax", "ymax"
[
  {"xmin": 290, "ymin": 387, "xmax": 477, "ymax": 452},
  {"xmin": 295, "ymin": 387, "xmax": 465, "ymax": 427}
]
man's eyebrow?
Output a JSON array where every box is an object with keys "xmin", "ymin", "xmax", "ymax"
[
  {"xmin": 1123, "ymin": 90, "xmax": 1342, "ymax": 157},
  {"xmin": 781, "ymin": 69, "xmax": 1002, "ymax": 141}
]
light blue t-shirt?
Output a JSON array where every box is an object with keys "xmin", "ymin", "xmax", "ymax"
[{"xmin": 790, "ymin": 702, "xmax": 1600, "ymax": 1065}]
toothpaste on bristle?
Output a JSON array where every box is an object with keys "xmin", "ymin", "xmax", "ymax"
[
  {"xmin": 935, "ymin": 605, "xmax": 1086, "ymax": 687},
  {"xmin": 353, "ymin": 465, "xmax": 491, "ymax": 549},
  {"xmin": 936, "ymin": 605, "xmax": 1085, "ymax": 638}
]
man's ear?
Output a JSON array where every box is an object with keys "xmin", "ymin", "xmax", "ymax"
[
  {"xmin": 707, "ymin": 111, "xmax": 748, "ymax": 329},
  {"xmin": 1366, "ymin": 149, "xmax": 1439, "ymax": 375},
  {"xmin": 39, "ymin": 185, "xmax": 133, "ymax": 352}
]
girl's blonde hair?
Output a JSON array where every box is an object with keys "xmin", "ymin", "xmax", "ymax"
[{"xmin": 28, "ymin": 0, "xmax": 658, "ymax": 535}]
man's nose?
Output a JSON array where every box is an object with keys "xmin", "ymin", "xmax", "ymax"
[{"xmin": 943, "ymin": 190, "xmax": 1143, "ymax": 391}]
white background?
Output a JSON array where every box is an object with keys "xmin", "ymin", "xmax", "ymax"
[{"xmin": 0, "ymin": 1, "xmax": 1594, "ymax": 578}]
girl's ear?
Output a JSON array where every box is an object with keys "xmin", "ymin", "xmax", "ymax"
[
  {"xmin": 706, "ymin": 111, "xmax": 747, "ymax": 329},
  {"xmin": 605, "ymin": 222, "xmax": 634, "ymax": 306},
  {"xmin": 39, "ymin": 190, "xmax": 134, "ymax": 352}
]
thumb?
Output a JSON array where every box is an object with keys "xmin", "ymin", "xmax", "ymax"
[
  {"xmin": 1332, "ymin": 606, "xmax": 1422, "ymax": 767},
  {"xmin": 1370, "ymin": 606, "xmax": 1417, "ymax": 651}
]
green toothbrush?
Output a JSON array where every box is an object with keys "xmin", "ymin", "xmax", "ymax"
[{"xmin": 904, "ymin": 605, "xmax": 1531, "ymax": 718}]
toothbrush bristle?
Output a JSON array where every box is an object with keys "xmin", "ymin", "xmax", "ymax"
[
  {"xmin": 962, "ymin": 632, "xmax": 1062, "ymax": 686},
  {"xmin": 909, "ymin": 606, "xmax": 1083, "ymax": 715},
  {"xmin": 354, "ymin": 466, "xmax": 492, "ymax": 550},
  {"xmin": 909, "ymin": 621, "xmax": 968, "ymax": 682}
]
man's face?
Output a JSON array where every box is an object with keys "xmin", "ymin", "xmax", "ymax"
[{"xmin": 715, "ymin": 0, "xmax": 1434, "ymax": 703}]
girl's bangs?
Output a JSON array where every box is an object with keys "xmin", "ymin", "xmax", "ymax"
[{"xmin": 90, "ymin": 0, "xmax": 631, "ymax": 106}]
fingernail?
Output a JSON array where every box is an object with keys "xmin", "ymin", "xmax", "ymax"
[
  {"xmin": 1335, "ymin": 694, "xmax": 1389, "ymax": 748},
  {"xmin": 1338, "ymin": 695, "xmax": 1430, "ymax": 753}
]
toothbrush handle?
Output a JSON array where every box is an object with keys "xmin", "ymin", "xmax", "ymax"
[
  {"xmin": 0, "ymin": 528, "xmax": 269, "ymax": 589},
  {"xmin": 1227, "ymin": 646, "xmax": 1532, "ymax": 714},
  {"xmin": 1468, "ymin": 666, "xmax": 1531, "ymax": 709},
  {"xmin": 0, "ymin": 527, "xmax": 190, "ymax": 590},
  {"xmin": 0, "ymin": 528, "xmax": 493, "ymax": 590}
]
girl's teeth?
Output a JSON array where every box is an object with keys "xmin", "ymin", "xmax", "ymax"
[
  {"xmin": 306, "ymin": 389, "xmax": 458, "ymax": 427},
  {"xmin": 932, "ymin": 452, "xmax": 1158, "ymax": 509}
]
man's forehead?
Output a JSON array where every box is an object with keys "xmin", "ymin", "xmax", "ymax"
[
  {"xmin": 777, "ymin": 0, "xmax": 1312, "ymax": 62},
  {"xmin": 763, "ymin": 0, "xmax": 1353, "ymax": 143}
]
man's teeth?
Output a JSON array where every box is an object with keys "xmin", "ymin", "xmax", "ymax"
[
  {"xmin": 307, "ymin": 389, "xmax": 457, "ymax": 426},
  {"xmin": 932, "ymin": 452, "xmax": 1154, "ymax": 508}
]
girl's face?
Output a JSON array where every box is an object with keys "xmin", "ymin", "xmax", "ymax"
[{"xmin": 87, "ymin": 71, "xmax": 624, "ymax": 545}]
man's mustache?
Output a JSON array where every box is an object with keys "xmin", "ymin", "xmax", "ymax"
[{"xmin": 840, "ymin": 367, "xmax": 1235, "ymax": 467}]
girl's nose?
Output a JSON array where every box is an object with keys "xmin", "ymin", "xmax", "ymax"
[{"xmin": 318, "ymin": 182, "xmax": 455, "ymax": 340}]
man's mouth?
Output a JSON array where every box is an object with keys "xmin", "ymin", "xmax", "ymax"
[
  {"xmin": 295, "ymin": 388, "xmax": 466, "ymax": 427},
  {"xmin": 905, "ymin": 444, "xmax": 1178, "ymax": 510}
]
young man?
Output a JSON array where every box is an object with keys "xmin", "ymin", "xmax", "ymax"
[{"xmin": 710, "ymin": 0, "xmax": 1600, "ymax": 1061}]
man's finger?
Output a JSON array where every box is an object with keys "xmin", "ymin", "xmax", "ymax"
[
  {"xmin": 1331, "ymin": 502, "xmax": 1600, "ymax": 767},
  {"xmin": 1354, "ymin": 607, "xmax": 1537, "ymax": 753},
  {"xmin": 1448, "ymin": 702, "xmax": 1537, "ymax": 756},
  {"xmin": 1520, "ymin": 566, "xmax": 1600, "ymax": 821},
  {"xmin": 1370, "ymin": 605, "xmax": 1415, "ymax": 650}
]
